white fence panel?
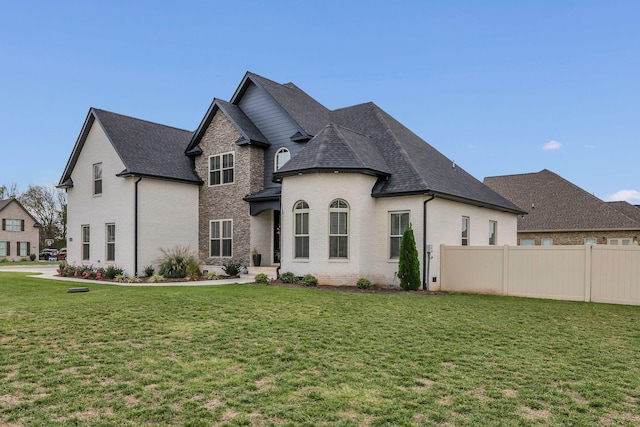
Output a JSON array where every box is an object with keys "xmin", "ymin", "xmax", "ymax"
[
  {"xmin": 440, "ymin": 246, "xmax": 504, "ymax": 294},
  {"xmin": 591, "ymin": 246, "xmax": 640, "ymax": 305}
]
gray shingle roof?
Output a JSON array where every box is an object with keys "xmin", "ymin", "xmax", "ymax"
[
  {"xmin": 275, "ymin": 123, "xmax": 391, "ymax": 177},
  {"xmin": 607, "ymin": 201, "xmax": 640, "ymax": 223},
  {"xmin": 484, "ymin": 169, "xmax": 640, "ymax": 231},
  {"xmin": 59, "ymin": 109, "xmax": 202, "ymax": 187},
  {"xmin": 0, "ymin": 199, "xmax": 10, "ymax": 212}
]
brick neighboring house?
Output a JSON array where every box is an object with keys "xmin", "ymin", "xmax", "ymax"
[
  {"xmin": 484, "ymin": 169, "xmax": 640, "ymax": 246},
  {"xmin": 0, "ymin": 198, "xmax": 40, "ymax": 261}
]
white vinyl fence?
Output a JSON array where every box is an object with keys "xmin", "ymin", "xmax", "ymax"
[{"xmin": 440, "ymin": 245, "xmax": 640, "ymax": 305}]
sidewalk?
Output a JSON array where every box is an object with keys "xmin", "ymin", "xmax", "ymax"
[{"xmin": 0, "ymin": 264, "xmax": 256, "ymax": 286}]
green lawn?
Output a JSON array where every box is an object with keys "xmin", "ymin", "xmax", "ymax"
[{"xmin": 1, "ymin": 273, "xmax": 640, "ymax": 426}]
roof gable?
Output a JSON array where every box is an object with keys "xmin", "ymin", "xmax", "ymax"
[
  {"xmin": 484, "ymin": 169, "xmax": 640, "ymax": 231},
  {"xmin": 59, "ymin": 108, "xmax": 201, "ymax": 187},
  {"xmin": 0, "ymin": 198, "xmax": 42, "ymax": 227},
  {"xmin": 607, "ymin": 201, "xmax": 640, "ymax": 223}
]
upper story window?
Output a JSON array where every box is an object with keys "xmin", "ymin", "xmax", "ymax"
[
  {"xmin": 209, "ymin": 153, "xmax": 234, "ymax": 186},
  {"xmin": 294, "ymin": 200, "xmax": 309, "ymax": 259},
  {"xmin": 2, "ymin": 219, "xmax": 23, "ymax": 232},
  {"xmin": 93, "ymin": 163, "xmax": 102, "ymax": 195},
  {"xmin": 461, "ymin": 216, "xmax": 470, "ymax": 246},
  {"xmin": 329, "ymin": 199, "xmax": 349, "ymax": 259},
  {"xmin": 489, "ymin": 220, "xmax": 497, "ymax": 245},
  {"xmin": 275, "ymin": 148, "xmax": 291, "ymax": 171},
  {"xmin": 390, "ymin": 211, "xmax": 410, "ymax": 259}
]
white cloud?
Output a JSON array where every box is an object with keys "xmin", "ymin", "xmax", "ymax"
[
  {"xmin": 543, "ymin": 140, "xmax": 562, "ymax": 150},
  {"xmin": 604, "ymin": 190, "xmax": 640, "ymax": 203}
]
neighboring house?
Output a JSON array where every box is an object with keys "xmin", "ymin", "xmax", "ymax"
[
  {"xmin": 484, "ymin": 169, "xmax": 640, "ymax": 246},
  {"xmin": 0, "ymin": 198, "xmax": 40, "ymax": 261},
  {"xmin": 58, "ymin": 109, "xmax": 201, "ymax": 275},
  {"xmin": 60, "ymin": 72, "xmax": 525, "ymax": 287}
]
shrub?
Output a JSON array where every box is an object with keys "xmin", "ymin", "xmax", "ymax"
[
  {"xmin": 148, "ymin": 274, "xmax": 164, "ymax": 283},
  {"xmin": 222, "ymin": 261, "xmax": 242, "ymax": 277},
  {"xmin": 280, "ymin": 272, "xmax": 298, "ymax": 284},
  {"xmin": 398, "ymin": 223, "xmax": 421, "ymax": 291},
  {"xmin": 127, "ymin": 276, "xmax": 141, "ymax": 283},
  {"xmin": 357, "ymin": 278, "xmax": 371, "ymax": 289},
  {"xmin": 29, "ymin": 253, "xmax": 36, "ymax": 261},
  {"xmin": 254, "ymin": 273, "xmax": 269, "ymax": 284},
  {"xmin": 302, "ymin": 274, "xmax": 318, "ymax": 287},
  {"xmin": 157, "ymin": 245, "xmax": 198, "ymax": 279},
  {"xmin": 0, "ymin": 257, "xmax": 8, "ymax": 263},
  {"xmin": 20, "ymin": 257, "xmax": 28, "ymax": 262},
  {"xmin": 206, "ymin": 271, "xmax": 218, "ymax": 280},
  {"xmin": 104, "ymin": 265, "xmax": 124, "ymax": 280},
  {"xmin": 143, "ymin": 265, "xmax": 155, "ymax": 277},
  {"xmin": 114, "ymin": 274, "xmax": 127, "ymax": 283},
  {"xmin": 186, "ymin": 258, "xmax": 202, "ymax": 280}
]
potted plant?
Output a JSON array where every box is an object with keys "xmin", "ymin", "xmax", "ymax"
[{"xmin": 251, "ymin": 247, "xmax": 262, "ymax": 267}]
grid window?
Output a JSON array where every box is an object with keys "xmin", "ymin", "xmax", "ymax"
[
  {"xmin": 82, "ymin": 225, "xmax": 90, "ymax": 260},
  {"xmin": 520, "ymin": 238, "xmax": 535, "ymax": 246},
  {"xmin": 275, "ymin": 148, "xmax": 291, "ymax": 171},
  {"xmin": 0, "ymin": 241, "xmax": 7, "ymax": 256},
  {"xmin": 541, "ymin": 238, "xmax": 553, "ymax": 246},
  {"xmin": 210, "ymin": 220, "xmax": 233, "ymax": 257},
  {"xmin": 209, "ymin": 153, "xmax": 234, "ymax": 186},
  {"xmin": 93, "ymin": 163, "xmax": 102, "ymax": 195},
  {"xmin": 390, "ymin": 212, "xmax": 410, "ymax": 259},
  {"xmin": 294, "ymin": 201, "xmax": 309, "ymax": 258},
  {"xmin": 3, "ymin": 219, "xmax": 22, "ymax": 232},
  {"xmin": 329, "ymin": 199, "xmax": 349, "ymax": 259},
  {"xmin": 106, "ymin": 223, "xmax": 115, "ymax": 262},
  {"xmin": 489, "ymin": 220, "xmax": 497, "ymax": 245},
  {"xmin": 18, "ymin": 242, "xmax": 28, "ymax": 257},
  {"xmin": 462, "ymin": 216, "xmax": 470, "ymax": 246}
]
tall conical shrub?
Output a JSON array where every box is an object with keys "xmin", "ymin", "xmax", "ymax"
[{"xmin": 398, "ymin": 223, "xmax": 420, "ymax": 291}]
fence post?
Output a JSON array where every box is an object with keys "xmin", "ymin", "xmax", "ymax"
[
  {"xmin": 502, "ymin": 245, "xmax": 509, "ymax": 296},
  {"xmin": 440, "ymin": 244, "xmax": 446, "ymax": 291},
  {"xmin": 584, "ymin": 245, "xmax": 592, "ymax": 302}
]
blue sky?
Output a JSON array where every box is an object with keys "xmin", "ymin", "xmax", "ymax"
[{"xmin": 1, "ymin": 0, "xmax": 639, "ymax": 203}]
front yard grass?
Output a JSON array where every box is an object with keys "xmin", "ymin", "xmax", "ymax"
[{"xmin": 1, "ymin": 272, "xmax": 640, "ymax": 426}]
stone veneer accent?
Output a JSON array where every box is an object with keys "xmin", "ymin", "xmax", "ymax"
[
  {"xmin": 518, "ymin": 231, "xmax": 639, "ymax": 245},
  {"xmin": 195, "ymin": 112, "xmax": 264, "ymax": 266}
]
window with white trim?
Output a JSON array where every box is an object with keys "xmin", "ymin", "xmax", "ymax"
[
  {"xmin": 329, "ymin": 199, "xmax": 349, "ymax": 259},
  {"xmin": 461, "ymin": 216, "xmax": 470, "ymax": 246},
  {"xmin": 82, "ymin": 225, "xmax": 90, "ymax": 260},
  {"xmin": 294, "ymin": 201, "xmax": 309, "ymax": 258},
  {"xmin": 489, "ymin": 220, "xmax": 497, "ymax": 245},
  {"xmin": 520, "ymin": 238, "xmax": 535, "ymax": 246},
  {"xmin": 106, "ymin": 223, "xmax": 115, "ymax": 262},
  {"xmin": 210, "ymin": 220, "xmax": 233, "ymax": 257},
  {"xmin": 390, "ymin": 211, "xmax": 410, "ymax": 259},
  {"xmin": 0, "ymin": 241, "xmax": 7, "ymax": 257},
  {"xmin": 608, "ymin": 238, "xmax": 632, "ymax": 245},
  {"xmin": 93, "ymin": 163, "xmax": 102, "ymax": 195},
  {"xmin": 3, "ymin": 219, "xmax": 22, "ymax": 232},
  {"xmin": 209, "ymin": 153, "xmax": 234, "ymax": 186},
  {"xmin": 275, "ymin": 148, "xmax": 291, "ymax": 171},
  {"xmin": 584, "ymin": 237, "xmax": 597, "ymax": 245},
  {"xmin": 541, "ymin": 238, "xmax": 553, "ymax": 246}
]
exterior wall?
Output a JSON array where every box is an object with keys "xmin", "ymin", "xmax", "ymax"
[
  {"xmin": 250, "ymin": 210, "xmax": 273, "ymax": 266},
  {"xmin": 280, "ymin": 173, "xmax": 520, "ymax": 289},
  {"xmin": 196, "ymin": 111, "xmax": 264, "ymax": 266},
  {"xmin": 441, "ymin": 244, "xmax": 640, "ymax": 306},
  {"xmin": 66, "ymin": 121, "xmax": 135, "ymax": 272},
  {"xmin": 0, "ymin": 201, "xmax": 39, "ymax": 261},
  {"xmin": 238, "ymin": 83, "xmax": 302, "ymax": 188},
  {"xmin": 138, "ymin": 179, "xmax": 199, "ymax": 274},
  {"xmin": 518, "ymin": 230, "xmax": 639, "ymax": 246}
]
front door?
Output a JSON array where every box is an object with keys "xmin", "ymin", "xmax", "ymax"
[{"xmin": 273, "ymin": 210, "xmax": 281, "ymax": 263}]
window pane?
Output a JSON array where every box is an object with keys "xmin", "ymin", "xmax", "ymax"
[
  {"xmin": 223, "ymin": 169, "xmax": 233, "ymax": 183},
  {"xmin": 211, "ymin": 240, "xmax": 220, "ymax": 257},
  {"xmin": 391, "ymin": 214, "xmax": 400, "ymax": 236},
  {"xmin": 222, "ymin": 239, "xmax": 232, "ymax": 257},
  {"xmin": 330, "ymin": 212, "xmax": 339, "ymax": 234},
  {"xmin": 211, "ymin": 156, "xmax": 220, "ymax": 170},
  {"xmin": 337, "ymin": 212, "xmax": 347, "ymax": 234},
  {"xmin": 210, "ymin": 171, "xmax": 221, "ymax": 185},
  {"xmin": 222, "ymin": 220, "xmax": 232, "ymax": 238},
  {"xmin": 107, "ymin": 244, "xmax": 115, "ymax": 261},
  {"xmin": 338, "ymin": 236, "xmax": 347, "ymax": 258},
  {"xmin": 390, "ymin": 237, "xmax": 401, "ymax": 258},
  {"xmin": 94, "ymin": 179, "xmax": 102, "ymax": 195},
  {"xmin": 94, "ymin": 163, "xmax": 102, "ymax": 179},
  {"xmin": 223, "ymin": 153, "xmax": 233, "ymax": 168},
  {"xmin": 211, "ymin": 222, "xmax": 220, "ymax": 239}
]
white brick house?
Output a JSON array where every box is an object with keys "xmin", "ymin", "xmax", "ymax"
[{"xmin": 60, "ymin": 72, "xmax": 525, "ymax": 287}]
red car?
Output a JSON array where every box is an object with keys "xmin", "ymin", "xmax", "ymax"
[{"xmin": 56, "ymin": 248, "xmax": 67, "ymax": 261}]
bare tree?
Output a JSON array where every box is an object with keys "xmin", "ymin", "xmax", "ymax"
[
  {"xmin": 18, "ymin": 185, "xmax": 67, "ymax": 248},
  {"xmin": 0, "ymin": 183, "xmax": 19, "ymax": 199}
]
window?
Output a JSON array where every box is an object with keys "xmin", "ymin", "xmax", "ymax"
[
  {"xmin": 329, "ymin": 199, "xmax": 349, "ymax": 259},
  {"xmin": 0, "ymin": 241, "xmax": 8, "ymax": 256},
  {"xmin": 93, "ymin": 163, "xmax": 102, "ymax": 195},
  {"xmin": 608, "ymin": 238, "xmax": 632, "ymax": 245},
  {"xmin": 520, "ymin": 238, "xmax": 535, "ymax": 246},
  {"xmin": 489, "ymin": 221, "xmax": 497, "ymax": 245},
  {"xmin": 82, "ymin": 225, "xmax": 90, "ymax": 260},
  {"xmin": 390, "ymin": 212, "xmax": 410, "ymax": 259},
  {"xmin": 106, "ymin": 224, "xmax": 115, "ymax": 262},
  {"xmin": 584, "ymin": 237, "xmax": 597, "ymax": 245},
  {"xmin": 294, "ymin": 201, "xmax": 309, "ymax": 258},
  {"xmin": 18, "ymin": 242, "xmax": 28, "ymax": 257},
  {"xmin": 2, "ymin": 219, "xmax": 23, "ymax": 232},
  {"xmin": 541, "ymin": 238, "xmax": 553, "ymax": 246},
  {"xmin": 275, "ymin": 148, "xmax": 291, "ymax": 171},
  {"xmin": 461, "ymin": 216, "xmax": 470, "ymax": 246},
  {"xmin": 209, "ymin": 153, "xmax": 234, "ymax": 186},
  {"xmin": 210, "ymin": 220, "xmax": 233, "ymax": 257}
]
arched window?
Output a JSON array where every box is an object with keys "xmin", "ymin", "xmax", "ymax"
[
  {"xmin": 275, "ymin": 148, "xmax": 291, "ymax": 171},
  {"xmin": 294, "ymin": 200, "xmax": 309, "ymax": 258},
  {"xmin": 329, "ymin": 199, "xmax": 349, "ymax": 259}
]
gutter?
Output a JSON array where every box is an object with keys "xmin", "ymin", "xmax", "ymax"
[
  {"xmin": 423, "ymin": 194, "xmax": 436, "ymax": 291},
  {"xmin": 134, "ymin": 176, "xmax": 142, "ymax": 276}
]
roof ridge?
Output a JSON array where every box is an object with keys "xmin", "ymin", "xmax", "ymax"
[
  {"xmin": 91, "ymin": 108, "xmax": 193, "ymax": 134},
  {"xmin": 485, "ymin": 170, "xmax": 547, "ymax": 180},
  {"xmin": 332, "ymin": 122, "xmax": 371, "ymax": 138},
  {"xmin": 331, "ymin": 124, "xmax": 374, "ymax": 169},
  {"xmin": 370, "ymin": 104, "xmax": 429, "ymax": 189}
]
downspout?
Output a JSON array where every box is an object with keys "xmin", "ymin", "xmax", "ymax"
[
  {"xmin": 423, "ymin": 194, "xmax": 436, "ymax": 291},
  {"xmin": 134, "ymin": 176, "xmax": 142, "ymax": 276}
]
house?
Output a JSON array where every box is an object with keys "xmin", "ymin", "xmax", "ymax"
[
  {"xmin": 57, "ymin": 109, "xmax": 201, "ymax": 275},
  {"xmin": 484, "ymin": 169, "xmax": 640, "ymax": 246},
  {"xmin": 0, "ymin": 198, "xmax": 40, "ymax": 261},
  {"xmin": 60, "ymin": 72, "xmax": 525, "ymax": 288}
]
